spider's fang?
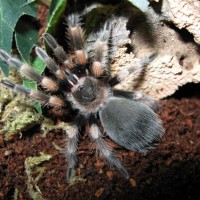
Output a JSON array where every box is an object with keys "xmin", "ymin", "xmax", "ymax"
[
  {"xmin": 72, "ymin": 74, "xmax": 79, "ymax": 82},
  {"xmin": 67, "ymin": 79, "xmax": 74, "ymax": 86},
  {"xmin": 64, "ymin": 69, "xmax": 79, "ymax": 86}
]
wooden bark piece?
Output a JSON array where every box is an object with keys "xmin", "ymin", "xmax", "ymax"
[
  {"xmin": 167, "ymin": 0, "xmax": 200, "ymax": 44},
  {"xmin": 112, "ymin": 48, "xmax": 200, "ymax": 100}
]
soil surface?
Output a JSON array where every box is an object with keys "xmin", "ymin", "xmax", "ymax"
[
  {"xmin": 0, "ymin": 96, "xmax": 200, "ymax": 200},
  {"xmin": 0, "ymin": 4, "xmax": 200, "ymax": 200}
]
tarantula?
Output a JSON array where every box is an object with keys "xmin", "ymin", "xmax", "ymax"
[{"xmin": 0, "ymin": 12, "xmax": 164, "ymax": 181}]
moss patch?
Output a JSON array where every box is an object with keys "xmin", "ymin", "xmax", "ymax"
[
  {"xmin": 0, "ymin": 95, "xmax": 42, "ymax": 140},
  {"xmin": 25, "ymin": 152, "xmax": 52, "ymax": 200}
]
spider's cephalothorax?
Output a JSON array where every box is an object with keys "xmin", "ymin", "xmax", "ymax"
[
  {"xmin": 70, "ymin": 77, "xmax": 111, "ymax": 113},
  {"xmin": 0, "ymin": 11, "xmax": 165, "ymax": 181}
]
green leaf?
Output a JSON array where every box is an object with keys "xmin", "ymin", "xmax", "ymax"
[
  {"xmin": 128, "ymin": 0, "xmax": 149, "ymax": 12},
  {"xmin": 23, "ymin": 78, "xmax": 43, "ymax": 114},
  {"xmin": 34, "ymin": 102, "xmax": 42, "ymax": 113},
  {"xmin": 0, "ymin": 63, "xmax": 9, "ymax": 76},
  {"xmin": 46, "ymin": 0, "xmax": 67, "ymax": 34},
  {"xmin": 23, "ymin": 79, "xmax": 42, "ymax": 113},
  {"xmin": 0, "ymin": 0, "xmax": 36, "ymax": 51},
  {"xmin": 15, "ymin": 17, "xmax": 38, "ymax": 63},
  {"xmin": 32, "ymin": 56, "xmax": 46, "ymax": 75},
  {"xmin": 0, "ymin": 0, "xmax": 37, "ymax": 75},
  {"xmin": 22, "ymin": 0, "xmax": 36, "ymax": 6},
  {"xmin": 23, "ymin": 79, "xmax": 37, "ymax": 90}
]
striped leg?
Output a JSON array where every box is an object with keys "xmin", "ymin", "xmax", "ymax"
[
  {"xmin": 1, "ymin": 80, "xmax": 64, "ymax": 108},
  {"xmin": 89, "ymin": 123, "xmax": 129, "ymax": 179},
  {"xmin": 42, "ymin": 33, "xmax": 72, "ymax": 69},
  {"xmin": 108, "ymin": 52, "xmax": 158, "ymax": 87},
  {"xmin": 113, "ymin": 90, "xmax": 159, "ymax": 112},
  {"xmin": 0, "ymin": 49, "xmax": 59, "ymax": 92},
  {"xmin": 64, "ymin": 114, "xmax": 85, "ymax": 181},
  {"xmin": 35, "ymin": 47, "xmax": 66, "ymax": 80},
  {"xmin": 66, "ymin": 13, "xmax": 88, "ymax": 66},
  {"xmin": 65, "ymin": 125, "xmax": 79, "ymax": 181},
  {"xmin": 90, "ymin": 19, "xmax": 113, "ymax": 77}
]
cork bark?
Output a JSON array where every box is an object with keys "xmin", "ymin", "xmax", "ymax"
[{"xmin": 111, "ymin": 0, "xmax": 200, "ymax": 99}]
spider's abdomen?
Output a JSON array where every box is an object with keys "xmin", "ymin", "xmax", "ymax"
[
  {"xmin": 69, "ymin": 77, "xmax": 110, "ymax": 113},
  {"xmin": 100, "ymin": 97, "xmax": 165, "ymax": 154}
]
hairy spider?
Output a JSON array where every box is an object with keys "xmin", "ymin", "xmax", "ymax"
[{"xmin": 0, "ymin": 12, "xmax": 164, "ymax": 181}]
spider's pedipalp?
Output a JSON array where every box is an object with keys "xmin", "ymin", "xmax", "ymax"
[
  {"xmin": 89, "ymin": 123, "xmax": 130, "ymax": 179},
  {"xmin": 36, "ymin": 47, "xmax": 79, "ymax": 86}
]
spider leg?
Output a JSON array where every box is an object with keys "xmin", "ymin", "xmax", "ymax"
[
  {"xmin": 108, "ymin": 52, "xmax": 157, "ymax": 87},
  {"xmin": 1, "ymin": 79, "xmax": 64, "ymax": 108},
  {"xmin": 65, "ymin": 125, "xmax": 79, "ymax": 181},
  {"xmin": 65, "ymin": 114, "xmax": 86, "ymax": 181},
  {"xmin": 89, "ymin": 122, "xmax": 130, "ymax": 179},
  {"xmin": 113, "ymin": 89, "xmax": 159, "ymax": 112},
  {"xmin": 108, "ymin": 75, "xmax": 121, "ymax": 87},
  {"xmin": 0, "ymin": 49, "xmax": 59, "ymax": 92},
  {"xmin": 90, "ymin": 19, "xmax": 113, "ymax": 77},
  {"xmin": 35, "ymin": 46, "xmax": 79, "ymax": 86},
  {"xmin": 35, "ymin": 47, "xmax": 66, "ymax": 80},
  {"xmin": 42, "ymin": 33, "xmax": 73, "ymax": 69},
  {"xmin": 66, "ymin": 13, "xmax": 88, "ymax": 66}
]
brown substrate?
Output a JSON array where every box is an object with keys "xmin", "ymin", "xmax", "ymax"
[{"xmin": 0, "ymin": 97, "xmax": 200, "ymax": 200}]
